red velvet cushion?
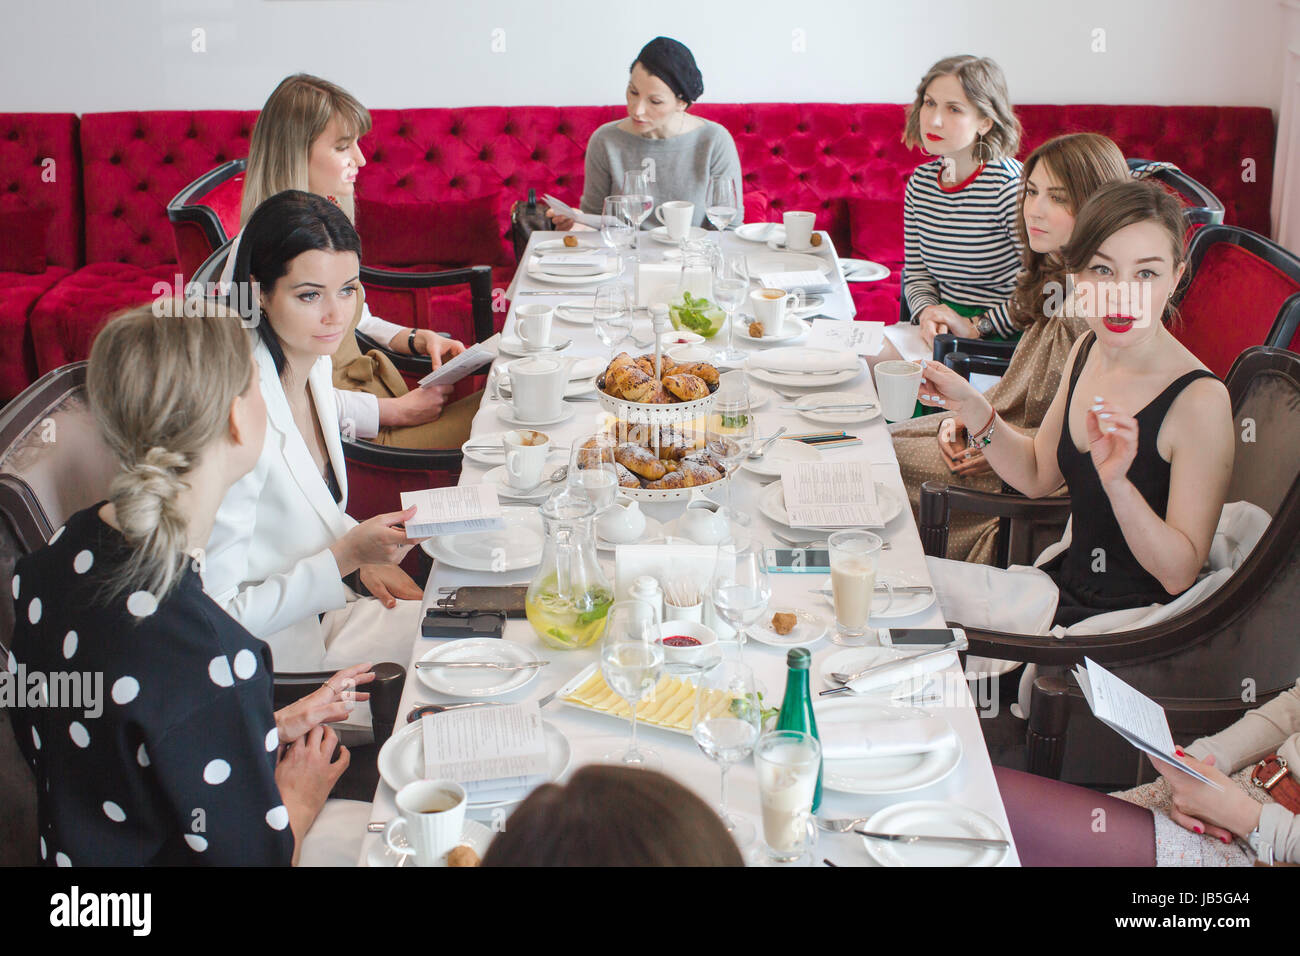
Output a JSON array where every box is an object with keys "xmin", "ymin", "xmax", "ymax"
[
  {"xmin": 1177, "ymin": 242, "xmax": 1300, "ymax": 379},
  {"xmin": 0, "ymin": 266, "xmax": 71, "ymax": 400},
  {"xmin": 0, "ymin": 206, "xmax": 51, "ymax": 272},
  {"xmin": 355, "ymin": 194, "xmax": 504, "ymax": 267},
  {"xmin": 0, "ymin": 113, "xmax": 82, "ymax": 269}
]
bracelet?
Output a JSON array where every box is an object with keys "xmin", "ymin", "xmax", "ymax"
[
  {"xmin": 967, "ymin": 408, "xmax": 996, "ymax": 448},
  {"xmin": 408, "ymin": 329, "xmax": 418, "ymax": 354}
]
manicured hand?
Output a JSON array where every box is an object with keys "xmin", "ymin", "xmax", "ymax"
[
  {"xmin": 917, "ymin": 358, "xmax": 986, "ymax": 425},
  {"xmin": 412, "ymin": 331, "xmax": 466, "ymax": 368},
  {"xmin": 359, "ymin": 563, "xmax": 423, "ymax": 609},
  {"xmin": 547, "ymin": 208, "xmax": 575, "ymax": 231},
  {"xmin": 1085, "ymin": 396, "xmax": 1139, "ymax": 490},
  {"xmin": 1149, "ymin": 752, "xmax": 1262, "ymax": 844},
  {"xmin": 275, "ymin": 662, "xmax": 376, "ymax": 743},
  {"xmin": 919, "ymin": 304, "xmax": 976, "ymax": 346}
]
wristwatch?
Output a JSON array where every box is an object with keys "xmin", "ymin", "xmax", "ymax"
[
  {"xmin": 1247, "ymin": 826, "xmax": 1273, "ymax": 865},
  {"xmin": 976, "ymin": 316, "xmax": 996, "ymax": 339},
  {"xmin": 408, "ymin": 329, "xmax": 418, "ymax": 354}
]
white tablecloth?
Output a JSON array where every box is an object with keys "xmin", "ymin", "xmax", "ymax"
[{"xmin": 357, "ymin": 228, "xmax": 1019, "ymax": 867}]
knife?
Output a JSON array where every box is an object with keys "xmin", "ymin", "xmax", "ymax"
[
  {"xmin": 828, "ymin": 643, "xmax": 964, "ymax": 686},
  {"xmin": 855, "ymin": 829, "xmax": 1009, "ymax": 850}
]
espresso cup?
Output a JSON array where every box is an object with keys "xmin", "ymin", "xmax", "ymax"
[
  {"xmin": 749, "ymin": 287, "xmax": 805, "ymax": 329},
  {"xmin": 514, "ymin": 303, "xmax": 553, "ymax": 349},
  {"xmin": 507, "ymin": 356, "xmax": 567, "ymax": 422},
  {"xmin": 383, "ymin": 779, "xmax": 467, "ymax": 867},
  {"xmin": 874, "ymin": 360, "xmax": 924, "ymax": 423},
  {"xmin": 655, "ymin": 201, "xmax": 695, "ymax": 241},
  {"xmin": 503, "ymin": 429, "xmax": 550, "ymax": 489},
  {"xmin": 782, "ymin": 211, "xmax": 816, "ymax": 251}
]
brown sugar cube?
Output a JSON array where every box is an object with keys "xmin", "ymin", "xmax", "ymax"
[
  {"xmin": 748, "ymin": 321, "xmax": 765, "ymax": 338},
  {"xmin": 771, "ymin": 611, "xmax": 798, "ymax": 635},
  {"xmin": 563, "ymin": 234, "xmax": 579, "ymax": 248},
  {"xmin": 810, "ymin": 233, "xmax": 822, "ymax": 247},
  {"xmin": 447, "ymin": 845, "xmax": 480, "ymax": 867}
]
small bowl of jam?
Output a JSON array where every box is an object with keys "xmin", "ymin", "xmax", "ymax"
[{"xmin": 655, "ymin": 621, "xmax": 717, "ymax": 664}]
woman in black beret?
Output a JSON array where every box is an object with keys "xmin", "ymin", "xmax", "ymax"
[{"xmin": 550, "ymin": 37, "xmax": 744, "ymax": 231}]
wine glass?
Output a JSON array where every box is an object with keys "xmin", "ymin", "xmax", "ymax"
[
  {"xmin": 592, "ymin": 283, "xmax": 633, "ymax": 359},
  {"xmin": 692, "ymin": 660, "xmax": 761, "ymax": 846},
  {"xmin": 709, "ymin": 542, "xmax": 771, "ymax": 655},
  {"xmin": 706, "ymin": 391, "xmax": 755, "ymax": 526},
  {"xmin": 601, "ymin": 599, "xmax": 664, "ymax": 770},
  {"xmin": 711, "ymin": 252, "xmax": 750, "ymax": 364},
  {"xmin": 601, "ymin": 196, "xmax": 636, "ymax": 274},
  {"xmin": 620, "ymin": 171, "xmax": 654, "ymax": 252},
  {"xmin": 569, "ymin": 433, "xmax": 619, "ymax": 514},
  {"xmin": 706, "ymin": 176, "xmax": 739, "ymax": 235}
]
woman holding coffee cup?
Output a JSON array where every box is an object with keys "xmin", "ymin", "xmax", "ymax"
[
  {"xmin": 548, "ymin": 37, "xmax": 744, "ymax": 231},
  {"xmin": 230, "ymin": 73, "xmax": 481, "ymax": 449},
  {"xmin": 890, "ymin": 133, "xmax": 1130, "ymax": 564}
]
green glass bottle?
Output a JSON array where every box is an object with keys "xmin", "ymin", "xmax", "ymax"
[{"xmin": 774, "ymin": 647, "xmax": 822, "ymax": 812}]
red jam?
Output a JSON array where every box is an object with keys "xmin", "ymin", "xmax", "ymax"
[{"xmin": 661, "ymin": 635, "xmax": 701, "ymax": 647}]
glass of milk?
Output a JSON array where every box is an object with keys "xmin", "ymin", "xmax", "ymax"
[
  {"xmin": 827, "ymin": 530, "xmax": 892, "ymax": 646},
  {"xmin": 755, "ymin": 730, "xmax": 821, "ymax": 864}
]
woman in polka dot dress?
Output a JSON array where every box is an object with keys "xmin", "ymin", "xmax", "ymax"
[
  {"xmin": 9, "ymin": 305, "xmax": 372, "ymax": 865},
  {"xmin": 889, "ymin": 133, "xmax": 1131, "ymax": 564}
]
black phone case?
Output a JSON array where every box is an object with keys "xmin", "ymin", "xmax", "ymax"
[
  {"xmin": 435, "ymin": 586, "xmax": 528, "ymax": 618},
  {"xmin": 420, "ymin": 609, "xmax": 507, "ymax": 639}
]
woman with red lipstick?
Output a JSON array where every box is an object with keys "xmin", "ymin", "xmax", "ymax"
[
  {"xmin": 890, "ymin": 133, "xmax": 1130, "ymax": 564},
  {"xmin": 900, "ymin": 55, "xmax": 1024, "ymax": 350},
  {"xmin": 917, "ymin": 179, "xmax": 1234, "ymax": 629}
]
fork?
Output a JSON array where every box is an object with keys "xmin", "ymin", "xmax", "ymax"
[{"xmin": 817, "ymin": 816, "xmax": 873, "ymax": 833}]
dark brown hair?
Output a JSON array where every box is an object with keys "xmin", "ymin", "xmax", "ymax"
[
  {"xmin": 1009, "ymin": 133, "xmax": 1129, "ymax": 327},
  {"xmin": 902, "ymin": 55, "xmax": 1021, "ymax": 161},
  {"xmin": 481, "ymin": 765, "xmax": 744, "ymax": 866}
]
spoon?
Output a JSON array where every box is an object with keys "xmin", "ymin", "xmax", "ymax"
[
  {"xmin": 507, "ymin": 465, "xmax": 568, "ymax": 496},
  {"xmin": 747, "ymin": 426, "xmax": 789, "ymax": 460}
]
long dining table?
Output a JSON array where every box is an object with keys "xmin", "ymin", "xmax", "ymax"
[{"xmin": 356, "ymin": 226, "xmax": 1021, "ymax": 866}]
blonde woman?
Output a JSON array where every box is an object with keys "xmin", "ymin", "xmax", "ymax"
[
  {"xmin": 8, "ymin": 304, "xmax": 373, "ymax": 865},
  {"xmin": 230, "ymin": 72, "xmax": 480, "ymax": 448}
]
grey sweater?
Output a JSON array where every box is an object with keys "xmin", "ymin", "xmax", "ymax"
[{"xmin": 579, "ymin": 119, "xmax": 744, "ymax": 228}]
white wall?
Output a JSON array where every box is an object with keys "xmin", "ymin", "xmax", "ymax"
[{"xmin": 0, "ymin": 0, "xmax": 1283, "ymax": 113}]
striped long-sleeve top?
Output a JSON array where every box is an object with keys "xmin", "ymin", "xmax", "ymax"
[{"xmin": 903, "ymin": 156, "xmax": 1025, "ymax": 338}]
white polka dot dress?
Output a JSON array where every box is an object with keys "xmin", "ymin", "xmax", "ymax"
[{"xmin": 8, "ymin": 504, "xmax": 294, "ymax": 865}]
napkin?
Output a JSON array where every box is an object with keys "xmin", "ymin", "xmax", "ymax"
[
  {"xmin": 534, "ymin": 254, "xmax": 608, "ymax": 276},
  {"xmin": 746, "ymin": 348, "xmax": 860, "ymax": 374},
  {"xmin": 818, "ymin": 713, "xmax": 957, "ymax": 760},
  {"xmin": 841, "ymin": 651, "xmax": 957, "ymax": 694},
  {"xmin": 757, "ymin": 270, "xmax": 834, "ymax": 294},
  {"xmin": 542, "ymin": 193, "xmax": 603, "ymax": 229}
]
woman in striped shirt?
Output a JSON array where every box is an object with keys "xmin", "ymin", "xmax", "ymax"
[{"xmin": 902, "ymin": 55, "xmax": 1024, "ymax": 347}]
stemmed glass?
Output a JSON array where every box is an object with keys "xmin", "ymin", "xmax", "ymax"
[
  {"xmin": 709, "ymin": 541, "xmax": 771, "ymax": 656},
  {"xmin": 692, "ymin": 660, "xmax": 761, "ymax": 847},
  {"xmin": 601, "ymin": 599, "xmax": 664, "ymax": 770},
  {"xmin": 620, "ymin": 171, "xmax": 654, "ymax": 253},
  {"xmin": 706, "ymin": 390, "xmax": 755, "ymax": 526},
  {"xmin": 711, "ymin": 252, "xmax": 750, "ymax": 364},
  {"xmin": 601, "ymin": 196, "xmax": 636, "ymax": 275},
  {"xmin": 592, "ymin": 283, "xmax": 633, "ymax": 359},
  {"xmin": 569, "ymin": 433, "xmax": 619, "ymax": 514},
  {"xmin": 706, "ymin": 176, "xmax": 739, "ymax": 235}
]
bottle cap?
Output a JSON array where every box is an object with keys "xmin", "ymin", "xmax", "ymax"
[{"xmin": 786, "ymin": 647, "xmax": 811, "ymax": 670}]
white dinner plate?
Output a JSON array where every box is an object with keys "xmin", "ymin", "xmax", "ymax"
[
  {"xmin": 745, "ymin": 251, "xmax": 833, "ymax": 278},
  {"xmin": 378, "ymin": 719, "xmax": 572, "ymax": 808},
  {"xmin": 840, "ymin": 258, "xmax": 890, "ymax": 282},
  {"xmin": 814, "ymin": 698, "xmax": 963, "ymax": 795},
  {"xmin": 759, "ymin": 479, "xmax": 903, "ymax": 531},
  {"xmin": 497, "ymin": 335, "xmax": 574, "ymax": 357},
  {"xmin": 747, "ymin": 366, "xmax": 861, "ymax": 389},
  {"xmin": 789, "ymin": 293, "xmax": 826, "ymax": 317},
  {"xmin": 554, "ymin": 303, "xmax": 595, "ymax": 325},
  {"xmin": 496, "ymin": 401, "xmax": 577, "ymax": 428},
  {"xmin": 817, "ymin": 646, "xmax": 948, "ymax": 702},
  {"xmin": 415, "ymin": 638, "xmax": 543, "ymax": 698},
  {"xmin": 460, "ymin": 431, "xmax": 567, "ymax": 466},
  {"xmin": 481, "ymin": 464, "xmax": 559, "ymax": 501},
  {"xmin": 596, "ymin": 515, "xmax": 666, "ymax": 551},
  {"xmin": 860, "ymin": 802, "xmax": 1009, "ymax": 867},
  {"xmin": 421, "ymin": 506, "xmax": 544, "ymax": 572},
  {"xmin": 741, "ymin": 438, "xmax": 823, "ymax": 478},
  {"xmin": 648, "ymin": 225, "xmax": 708, "ymax": 245},
  {"xmin": 735, "ymin": 222, "xmax": 785, "ymax": 244},
  {"xmin": 746, "ymin": 606, "xmax": 828, "ymax": 648},
  {"xmin": 789, "ymin": 390, "xmax": 882, "ymax": 425},
  {"xmin": 366, "ymin": 819, "xmax": 495, "ymax": 867},
  {"xmin": 736, "ymin": 315, "xmax": 811, "ymax": 345},
  {"xmin": 534, "ymin": 238, "xmax": 597, "ymax": 255},
  {"xmin": 816, "ymin": 571, "xmax": 937, "ymax": 620},
  {"xmin": 526, "ymin": 258, "xmax": 620, "ymax": 285}
]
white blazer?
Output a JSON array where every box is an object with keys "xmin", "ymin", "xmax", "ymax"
[{"xmin": 202, "ymin": 334, "xmax": 357, "ymax": 672}]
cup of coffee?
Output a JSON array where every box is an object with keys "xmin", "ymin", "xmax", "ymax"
[
  {"xmin": 655, "ymin": 201, "xmax": 695, "ymax": 241},
  {"xmin": 382, "ymin": 779, "xmax": 467, "ymax": 867},
  {"xmin": 782, "ymin": 211, "xmax": 816, "ymax": 251},
  {"xmin": 514, "ymin": 303, "xmax": 554, "ymax": 350},
  {"xmin": 507, "ymin": 356, "xmax": 568, "ymax": 422},
  {"xmin": 874, "ymin": 360, "xmax": 924, "ymax": 423},
  {"xmin": 503, "ymin": 429, "xmax": 550, "ymax": 489},
  {"xmin": 749, "ymin": 287, "xmax": 805, "ymax": 330}
]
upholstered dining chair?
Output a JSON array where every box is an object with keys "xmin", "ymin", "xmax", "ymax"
[
  {"xmin": 919, "ymin": 346, "xmax": 1300, "ymax": 786},
  {"xmin": 0, "ymin": 363, "xmax": 408, "ymax": 825}
]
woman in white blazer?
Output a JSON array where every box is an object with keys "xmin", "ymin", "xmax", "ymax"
[{"xmin": 202, "ymin": 190, "xmax": 425, "ymax": 674}]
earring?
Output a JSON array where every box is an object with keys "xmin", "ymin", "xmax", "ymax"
[{"xmin": 971, "ymin": 134, "xmax": 994, "ymax": 165}]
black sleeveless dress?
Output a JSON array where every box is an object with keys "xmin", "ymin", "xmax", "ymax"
[{"xmin": 1040, "ymin": 332, "xmax": 1218, "ymax": 627}]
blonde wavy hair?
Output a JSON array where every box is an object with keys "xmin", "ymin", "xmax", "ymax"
[
  {"xmin": 241, "ymin": 73, "xmax": 371, "ymax": 225},
  {"xmin": 87, "ymin": 302, "xmax": 255, "ymax": 604},
  {"xmin": 902, "ymin": 55, "xmax": 1021, "ymax": 162}
]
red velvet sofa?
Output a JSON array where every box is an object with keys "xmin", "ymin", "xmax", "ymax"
[{"xmin": 0, "ymin": 102, "xmax": 1277, "ymax": 403}]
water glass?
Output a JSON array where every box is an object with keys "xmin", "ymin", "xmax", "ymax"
[
  {"xmin": 709, "ymin": 542, "xmax": 771, "ymax": 654},
  {"xmin": 712, "ymin": 252, "xmax": 750, "ymax": 364},
  {"xmin": 706, "ymin": 175, "xmax": 739, "ymax": 234},
  {"xmin": 601, "ymin": 599, "xmax": 664, "ymax": 770},
  {"xmin": 706, "ymin": 392, "xmax": 754, "ymax": 526},
  {"xmin": 601, "ymin": 196, "xmax": 636, "ymax": 273},
  {"xmin": 692, "ymin": 660, "xmax": 761, "ymax": 846},
  {"xmin": 592, "ymin": 283, "xmax": 633, "ymax": 358},
  {"xmin": 569, "ymin": 433, "xmax": 619, "ymax": 513}
]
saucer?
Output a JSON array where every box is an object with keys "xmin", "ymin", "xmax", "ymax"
[
  {"xmin": 737, "ymin": 315, "xmax": 811, "ymax": 345},
  {"xmin": 496, "ymin": 401, "xmax": 577, "ymax": 428},
  {"xmin": 790, "ymin": 390, "xmax": 882, "ymax": 425},
  {"xmin": 498, "ymin": 335, "xmax": 574, "ymax": 357},
  {"xmin": 460, "ymin": 431, "xmax": 566, "ymax": 466},
  {"xmin": 483, "ymin": 464, "xmax": 560, "ymax": 501},
  {"xmin": 366, "ymin": 819, "xmax": 494, "ymax": 867},
  {"xmin": 735, "ymin": 222, "xmax": 785, "ymax": 244},
  {"xmin": 649, "ymin": 225, "xmax": 708, "ymax": 244},
  {"xmin": 840, "ymin": 258, "xmax": 891, "ymax": 282},
  {"xmin": 766, "ymin": 235, "xmax": 829, "ymax": 255},
  {"xmin": 746, "ymin": 606, "xmax": 828, "ymax": 648}
]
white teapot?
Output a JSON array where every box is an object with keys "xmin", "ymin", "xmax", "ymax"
[{"xmin": 596, "ymin": 499, "xmax": 646, "ymax": 544}]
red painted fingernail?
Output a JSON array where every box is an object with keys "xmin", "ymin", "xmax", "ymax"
[
  {"xmin": 1194, "ymin": 826, "xmax": 1203, "ymax": 834},
  {"xmin": 1175, "ymin": 748, "xmax": 1185, "ymax": 756},
  {"xmin": 1221, "ymin": 835, "xmax": 1231, "ymax": 844}
]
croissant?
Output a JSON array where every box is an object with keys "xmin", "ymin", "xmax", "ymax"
[
  {"xmin": 607, "ymin": 364, "xmax": 652, "ymax": 399},
  {"xmin": 664, "ymin": 362, "xmax": 719, "ymax": 387},
  {"xmin": 662, "ymin": 373, "xmax": 708, "ymax": 402},
  {"xmin": 684, "ymin": 450, "xmax": 727, "ymax": 475},
  {"xmin": 614, "ymin": 463, "xmax": 642, "ymax": 488},
  {"xmin": 614, "ymin": 443, "xmax": 667, "ymax": 480},
  {"xmin": 642, "ymin": 470, "xmax": 687, "ymax": 489},
  {"xmin": 677, "ymin": 460, "xmax": 723, "ymax": 485}
]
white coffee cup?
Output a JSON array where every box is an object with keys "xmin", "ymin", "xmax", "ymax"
[
  {"xmin": 874, "ymin": 360, "xmax": 924, "ymax": 422},
  {"xmin": 383, "ymin": 779, "xmax": 467, "ymax": 867},
  {"xmin": 749, "ymin": 287, "xmax": 806, "ymax": 329},
  {"xmin": 507, "ymin": 356, "xmax": 568, "ymax": 422},
  {"xmin": 782, "ymin": 211, "xmax": 816, "ymax": 251},
  {"xmin": 514, "ymin": 303, "xmax": 553, "ymax": 349},
  {"xmin": 655, "ymin": 201, "xmax": 695, "ymax": 241},
  {"xmin": 503, "ymin": 429, "xmax": 550, "ymax": 489}
]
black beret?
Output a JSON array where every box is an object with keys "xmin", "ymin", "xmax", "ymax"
[{"xmin": 631, "ymin": 36, "xmax": 704, "ymax": 104}]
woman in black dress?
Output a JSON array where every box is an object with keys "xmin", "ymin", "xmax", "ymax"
[{"xmin": 9, "ymin": 303, "xmax": 374, "ymax": 865}]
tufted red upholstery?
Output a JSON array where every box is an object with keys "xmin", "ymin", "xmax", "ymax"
[{"xmin": 0, "ymin": 267, "xmax": 72, "ymax": 399}]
